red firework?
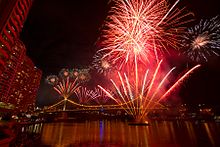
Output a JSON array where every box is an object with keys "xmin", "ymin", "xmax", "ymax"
[
  {"xmin": 98, "ymin": 60, "xmax": 201, "ymax": 122},
  {"xmin": 92, "ymin": 87, "xmax": 112, "ymax": 105},
  {"xmin": 53, "ymin": 77, "xmax": 79, "ymax": 100},
  {"xmin": 75, "ymin": 87, "xmax": 95, "ymax": 104},
  {"xmin": 97, "ymin": 0, "xmax": 193, "ymax": 68}
]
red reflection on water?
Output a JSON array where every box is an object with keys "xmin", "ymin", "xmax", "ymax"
[
  {"xmin": 39, "ymin": 120, "xmax": 220, "ymax": 147},
  {"xmin": 203, "ymin": 122, "xmax": 216, "ymax": 146}
]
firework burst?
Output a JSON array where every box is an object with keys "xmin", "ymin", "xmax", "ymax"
[
  {"xmin": 46, "ymin": 75, "xmax": 59, "ymax": 85},
  {"xmin": 46, "ymin": 69, "xmax": 82, "ymax": 110},
  {"xmin": 46, "ymin": 68, "xmax": 90, "ymax": 100},
  {"xmin": 182, "ymin": 16, "xmax": 220, "ymax": 62},
  {"xmin": 92, "ymin": 87, "xmax": 112, "ymax": 105},
  {"xmin": 71, "ymin": 68, "xmax": 80, "ymax": 77},
  {"xmin": 96, "ymin": 0, "xmax": 193, "ymax": 68},
  {"xmin": 77, "ymin": 68, "xmax": 91, "ymax": 83},
  {"xmin": 51, "ymin": 76, "xmax": 79, "ymax": 110},
  {"xmin": 75, "ymin": 87, "xmax": 94, "ymax": 104},
  {"xmin": 53, "ymin": 77, "xmax": 79, "ymax": 100},
  {"xmin": 92, "ymin": 51, "xmax": 115, "ymax": 75},
  {"xmin": 98, "ymin": 60, "xmax": 201, "ymax": 123},
  {"xmin": 59, "ymin": 68, "xmax": 71, "ymax": 78}
]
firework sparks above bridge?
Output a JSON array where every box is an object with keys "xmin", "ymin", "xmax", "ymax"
[
  {"xmin": 98, "ymin": 60, "xmax": 201, "ymax": 122},
  {"xmin": 46, "ymin": 68, "xmax": 91, "ymax": 110},
  {"xmin": 43, "ymin": 0, "xmax": 209, "ymax": 124}
]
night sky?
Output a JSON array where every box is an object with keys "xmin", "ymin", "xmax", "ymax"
[{"xmin": 20, "ymin": 0, "xmax": 220, "ymax": 107}]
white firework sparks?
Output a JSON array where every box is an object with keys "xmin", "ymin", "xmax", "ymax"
[{"xmin": 182, "ymin": 16, "xmax": 220, "ymax": 62}]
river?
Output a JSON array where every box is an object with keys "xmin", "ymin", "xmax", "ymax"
[{"xmin": 37, "ymin": 120, "xmax": 220, "ymax": 147}]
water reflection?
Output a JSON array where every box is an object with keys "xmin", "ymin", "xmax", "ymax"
[{"xmin": 40, "ymin": 120, "xmax": 220, "ymax": 147}]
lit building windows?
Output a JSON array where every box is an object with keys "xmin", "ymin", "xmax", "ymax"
[{"xmin": 0, "ymin": 0, "xmax": 41, "ymax": 111}]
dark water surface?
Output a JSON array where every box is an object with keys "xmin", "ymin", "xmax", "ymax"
[{"xmin": 38, "ymin": 120, "xmax": 220, "ymax": 147}]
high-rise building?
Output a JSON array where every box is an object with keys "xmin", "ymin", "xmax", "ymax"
[
  {"xmin": 7, "ymin": 55, "xmax": 42, "ymax": 111},
  {"xmin": 0, "ymin": 0, "xmax": 41, "ymax": 111}
]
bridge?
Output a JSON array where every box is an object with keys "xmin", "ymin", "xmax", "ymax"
[
  {"xmin": 38, "ymin": 98, "xmax": 168, "ymax": 122},
  {"xmin": 43, "ymin": 97, "xmax": 167, "ymax": 112}
]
